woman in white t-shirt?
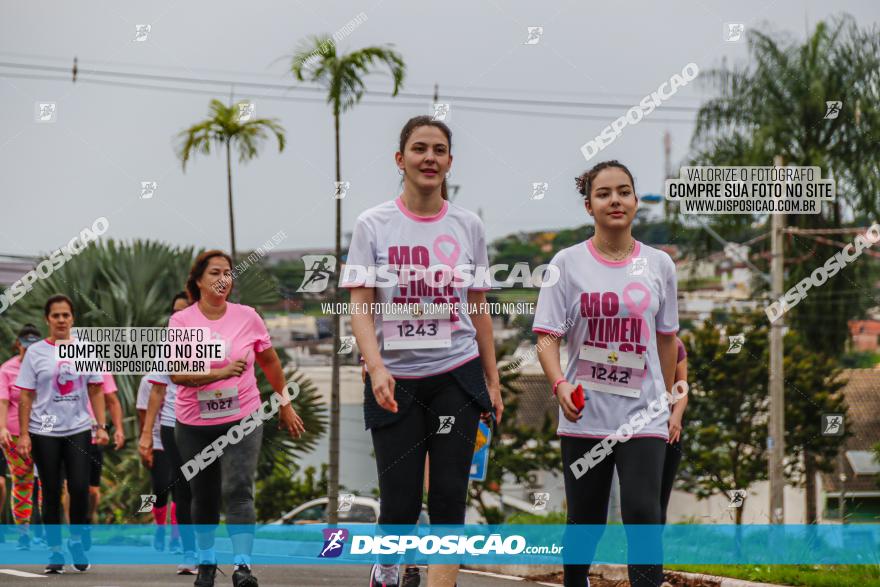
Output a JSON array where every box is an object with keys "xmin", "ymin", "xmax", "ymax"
[
  {"xmin": 344, "ymin": 116, "xmax": 503, "ymax": 587},
  {"xmin": 137, "ymin": 291, "xmax": 196, "ymax": 574},
  {"xmin": 534, "ymin": 161, "xmax": 680, "ymax": 587},
  {"xmin": 15, "ymin": 294, "xmax": 110, "ymax": 574}
]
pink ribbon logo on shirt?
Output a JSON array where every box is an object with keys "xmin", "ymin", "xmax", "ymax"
[
  {"xmin": 432, "ymin": 234, "xmax": 461, "ymax": 269},
  {"xmin": 622, "ymin": 282, "xmax": 651, "ymax": 343}
]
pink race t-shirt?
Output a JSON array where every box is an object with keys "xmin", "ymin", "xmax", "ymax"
[
  {"xmin": 0, "ymin": 355, "xmax": 22, "ymax": 436},
  {"xmin": 169, "ymin": 302, "xmax": 272, "ymax": 426}
]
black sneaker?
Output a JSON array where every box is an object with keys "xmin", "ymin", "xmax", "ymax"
[
  {"xmin": 194, "ymin": 563, "xmax": 218, "ymax": 587},
  {"xmin": 370, "ymin": 563, "xmax": 399, "ymax": 587},
  {"xmin": 401, "ymin": 565, "xmax": 420, "ymax": 587},
  {"xmin": 232, "ymin": 564, "xmax": 259, "ymax": 587},
  {"xmin": 67, "ymin": 540, "xmax": 90, "ymax": 572},
  {"xmin": 16, "ymin": 533, "xmax": 31, "ymax": 551},
  {"xmin": 44, "ymin": 551, "xmax": 65, "ymax": 574}
]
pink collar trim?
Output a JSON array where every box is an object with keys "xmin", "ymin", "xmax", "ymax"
[
  {"xmin": 395, "ymin": 196, "xmax": 448, "ymax": 223},
  {"xmin": 44, "ymin": 338, "xmax": 56, "ymax": 346},
  {"xmin": 586, "ymin": 238, "xmax": 641, "ymax": 267}
]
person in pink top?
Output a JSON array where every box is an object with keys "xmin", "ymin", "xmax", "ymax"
[
  {"xmin": 169, "ymin": 250, "xmax": 305, "ymax": 587},
  {"xmin": 0, "ymin": 324, "xmax": 43, "ymax": 550}
]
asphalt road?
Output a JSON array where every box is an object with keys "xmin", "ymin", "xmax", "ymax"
[{"xmin": 0, "ymin": 565, "xmax": 556, "ymax": 586}]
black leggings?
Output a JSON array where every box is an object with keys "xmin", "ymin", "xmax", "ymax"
[
  {"xmin": 371, "ymin": 372, "xmax": 483, "ymax": 526},
  {"xmin": 30, "ymin": 430, "xmax": 92, "ymax": 547},
  {"xmin": 561, "ymin": 436, "xmax": 666, "ymax": 587},
  {"xmin": 659, "ymin": 441, "xmax": 682, "ymax": 525},
  {"xmin": 160, "ymin": 425, "xmax": 195, "ymax": 552},
  {"xmin": 150, "ymin": 450, "xmax": 171, "ymax": 508}
]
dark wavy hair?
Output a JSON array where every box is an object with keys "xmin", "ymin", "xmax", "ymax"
[
  {"xmin": 44, "ymin": 293, "xmax": 75, "ymax": 317},
  {"xmin": 186, "ymin": 250, "xmax": 234, "ymax": 302},
  {"xmin": 575, "ymin": 160, "xmax": 636, "ymax": 203}
]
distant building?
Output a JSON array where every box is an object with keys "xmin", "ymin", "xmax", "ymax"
[
  {"xmin": 848, "ymin": 320, "xmax": 880, "ymax": 352},
  {"xmin": 0, "ymin": 257, "xmax": 36, "ymax": 287},
  {"xmin": 820, "ymin": 369, "xmax": 880, "ymax": 522}
]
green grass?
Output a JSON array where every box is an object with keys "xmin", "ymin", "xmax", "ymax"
[{"xmin": 666, "ymin": 565, "xmax": 880, "ymax": 586}]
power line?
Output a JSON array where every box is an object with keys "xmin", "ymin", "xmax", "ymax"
[{"xmin": 0, "ymin": 59, "xmax": 702, "ymax": 114}]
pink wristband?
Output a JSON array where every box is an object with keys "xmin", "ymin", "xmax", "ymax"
[{"xmin": 552, "ymin": 377, "xmax": 567, "ymax": 396}]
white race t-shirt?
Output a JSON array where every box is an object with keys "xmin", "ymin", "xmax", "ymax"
[
  {"xmin": 146, "ymin": 371, "xmax": 178, "ymax": 428},
  {"xmin": 532, "ymin": 239, "xmax": 679, "ymax": 439},
  {"xmin": 136, "ymin": 376, "xmax": 163, "ymax": 450},
  {"xmin": 341, "ymin": 196, "xmax": 491, "ymax": 378},
  {"xmin": 15, "ymin": 339, "xmax": 103, "ymax": 437}
]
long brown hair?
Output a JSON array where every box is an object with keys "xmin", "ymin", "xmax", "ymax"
[{"xmin": 399, "ymin": 115, "xmax": 453, "ymax": 200}]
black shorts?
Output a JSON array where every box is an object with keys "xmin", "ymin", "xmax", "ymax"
[
  {"xmin": 88, "ymin": 443, "xmax": 103, "ymax": 487},
  {"xmin": 0, "ymin": 448, "xmax": 7, "ymax": 477}
]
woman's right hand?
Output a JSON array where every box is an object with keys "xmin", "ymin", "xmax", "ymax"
[
  {"xmin": 369, "ymin": 366, "xmax": 398, "ymax": 413},
  {"xmin": 138, "ymin": 432, "xmax": 154, "ymax": 468},
  {"xmin": 16, "ymin": 433, "xmax": 31, "ymax": 461},
  {"xmin": 556, "ymin": 382, "xmax": 583, "ymax": 423},
  {"xmin": 0, "ymin": 426, "xmax": 11, "ymax": 448},
  {"xmin": 221, "ymin": 356, "xmax": 248, "ymax": 379}
]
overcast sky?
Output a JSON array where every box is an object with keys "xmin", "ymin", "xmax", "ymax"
[{"xmin": 2, "ymin": 0, "xmax": 878, "ymax": 257}]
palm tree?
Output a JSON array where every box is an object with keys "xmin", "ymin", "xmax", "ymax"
[
  {"xmin": 289, "ymin": 36, "xmax": 405, "ymax": 523},
  {"xmin": 688, "ymin": 14, "xmax": 880, "ymax": 353},
  {"xmin": 0, "ymin": 239, "xmax": 327, "ymax": 521},
  {"xmin": 177, "ymin": 99, "xmax": 286, "ymax": 261}
]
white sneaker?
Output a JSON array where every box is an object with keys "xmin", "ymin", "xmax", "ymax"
[
  {"xmin": 370, "ymin": 563, "xmax": 399, "ymax": 586},
  {"xmin": 177, "ymin": 551, "xmax": 198, "ymax": 575}
]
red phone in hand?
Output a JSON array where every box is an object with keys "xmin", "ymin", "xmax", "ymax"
[{"xmin": 572, "ymin": 384, "xmax": 585, "ymax": 412}]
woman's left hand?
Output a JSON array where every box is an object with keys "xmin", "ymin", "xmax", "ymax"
[
  {"xmin": 668, "ymin": 411, "xmax": 683, "ymax": 444},
  {"xmin": 482, "ymin": 380, "xmax": 504, "ymax": 426},
  {"xmin": 278, "ymin": 404, "xmax": 306, "ymax": 439}
]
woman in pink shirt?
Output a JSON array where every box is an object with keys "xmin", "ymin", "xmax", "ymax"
[
  {"xmin": 169, "ymin": 250, "xmax": 305, "ymax": 587},
  {"xmin": 0, "ymin": 323, "xmax": 43, "ymax": 550}
]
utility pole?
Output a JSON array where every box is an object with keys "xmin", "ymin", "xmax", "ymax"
[{"xmin": 768, "ymin": 154, "xmax": 786, "ymax": 524}]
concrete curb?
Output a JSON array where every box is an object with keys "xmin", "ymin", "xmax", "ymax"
[{"xmin": 463, "ymin": 564, "xmax": 790, "ymax": 586}]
